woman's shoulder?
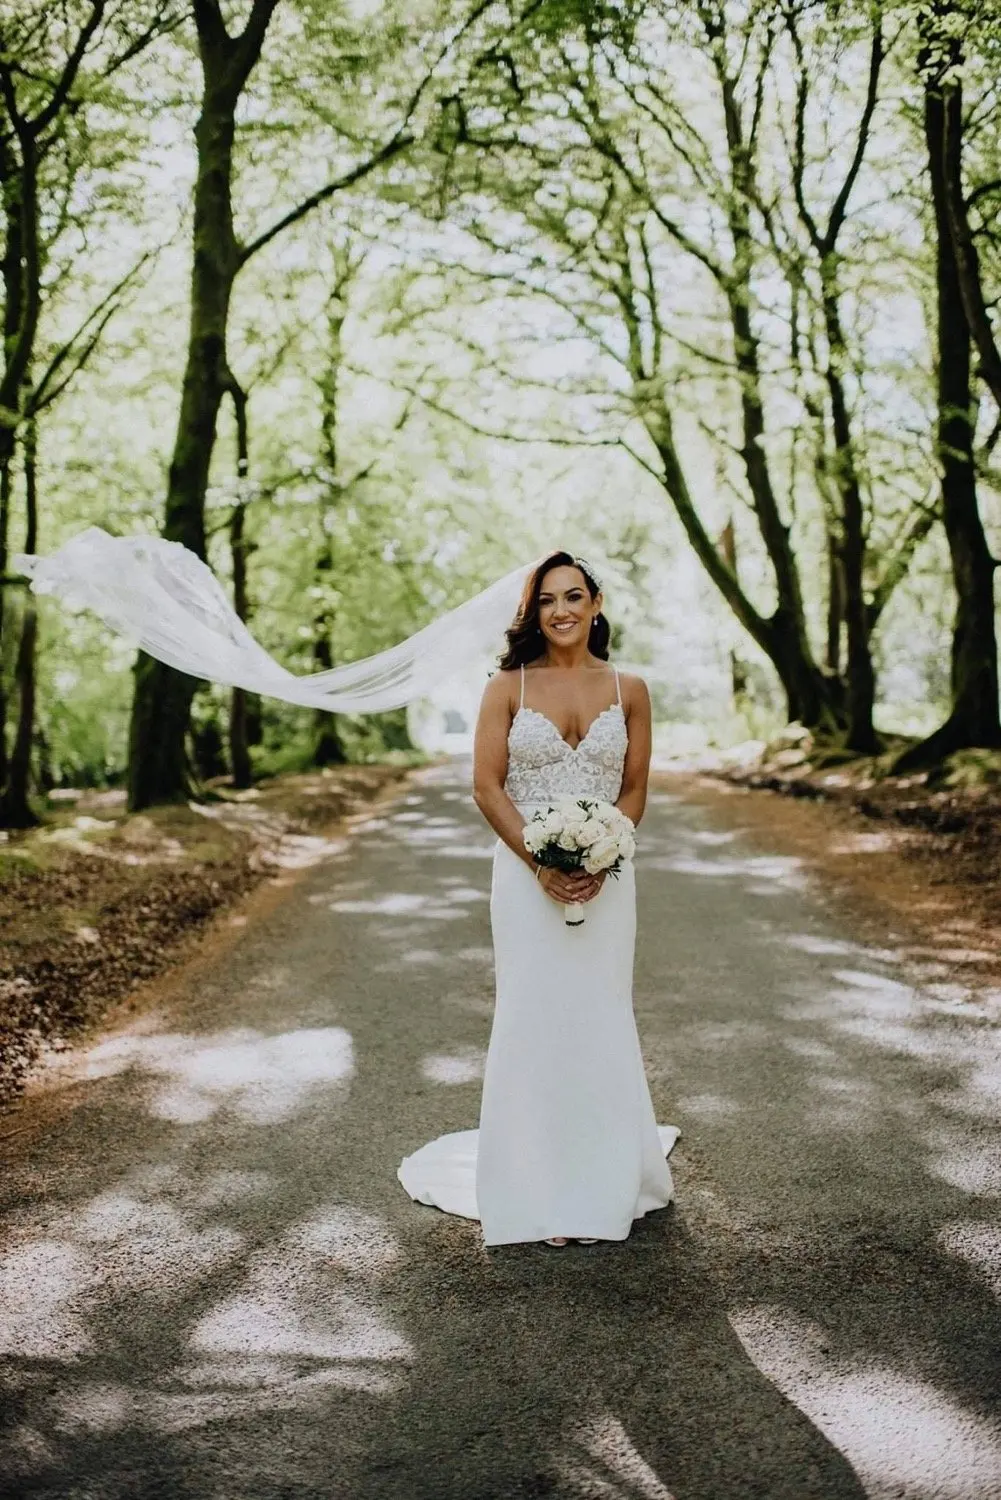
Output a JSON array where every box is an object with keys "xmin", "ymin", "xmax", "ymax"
[
  {"xmin": 482, "ymin": 665, "xmax": 521, "ymax": 706},
  {"xmin": 612, "ymin": 666, "xmax": 650, "ymax": 709}
]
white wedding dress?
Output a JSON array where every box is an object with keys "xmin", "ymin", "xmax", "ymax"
[{"xmin": 397, "ymin": 666, "xmax": 679, "ymax": 1245}]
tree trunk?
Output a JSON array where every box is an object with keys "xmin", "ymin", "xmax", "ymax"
[
  {"xmin": 127, "ymin": 66, "xmax": 243, "ymax": 809},
  {"xmin": 0, "ymin": 133, "xmax": 33, "ymax": 799},
  {"xmin": 645, "ymin": 403, "xmax": 842, "ymax": 733},
  {"xmin": 0, "ymin": 460, "xmax": 12, "ymax": 792},
  {"xmin": 826, "ymin": 531, "xmax": 844, "ymax": 676},
  {"xmin": 311, "ymin": 281, "xmax": 350, "ymax": 768},
  {"xmin": 225, "ymin": 370, "xmax": 256, "ymax": 790},
  {"xmin": 716, "ymin": 519, "xmax": 748, "ymax": 701},
  {"xmin": 823, "ymin": 294, "xmax": 878, "ymax": 752},
  {"xmin": 0, "ymin": 411, "xmax": 40, "ymax": 826},
  {"xmin": 228, "ymin": 498, "xmax": 253, "ymax": 791},
  {"xmin": 896, "ymin": 58, "xmax": 1000, "ymax": 770},
  {"xmin": 312, "ymin": 599, "xmax": 348, "ymax": 767}
]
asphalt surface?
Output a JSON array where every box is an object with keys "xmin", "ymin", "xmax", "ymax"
[{"xmin": 1, "ymin": 760, "xmax": 1000, "ymax": 1500}]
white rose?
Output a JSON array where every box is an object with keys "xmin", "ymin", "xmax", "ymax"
[
  {"xmin": 541, "ymin": 811, "xmax": 564, "ymax": 839},
  {"xmin": 617, "ymin": 831, "xmax": 636, "ymax": 860},
  {"xmin": 583, "ymin": 835, "xmax": 620, "ymax": 873},
  {"xmin": 577, "ymin": 818, "xmax": 605, "ymax": 848},
  {"xmin": 557, "ymin": 826, "xmax": 581, "ymax": 851},
  {"xmin": 523, "ymin": 822, "xmax": 547, "ymax": 854}
]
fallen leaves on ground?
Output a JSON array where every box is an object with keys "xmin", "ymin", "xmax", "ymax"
[{"xmin": 0, "ymin": 765, "xmax": 409, "ymax": 1109}]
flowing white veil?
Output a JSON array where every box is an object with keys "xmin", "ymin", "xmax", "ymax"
[{"xmin": 14, "ymin": 527, "xmax": 539, "ymax": 713}]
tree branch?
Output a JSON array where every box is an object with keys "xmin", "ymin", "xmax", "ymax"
[
  {"xmin": 27, "ymin": 247, "xmax": 158, "ymax": 414},
  {"xmin": 26, "ymin": 0, "xmax": 107, "ymax": 137},
  {"xmin": 238, "ymin": 132, "xmax": 414, "ymax": 266}
]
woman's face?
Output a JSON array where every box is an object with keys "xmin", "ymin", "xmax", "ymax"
[{"xmin": 537, "ymin": 565, "xmax": 600, "ymax": 650}]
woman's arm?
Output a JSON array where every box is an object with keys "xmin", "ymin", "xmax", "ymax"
[
  {"xmin": 617, "ymin": 673, "xmax": 652, "ymax": 827},
  {"xmin": 471, "ymin": 671, "xmax": 537, "ymax": 868}
]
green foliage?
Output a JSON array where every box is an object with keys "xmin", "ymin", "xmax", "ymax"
[{"xmin": 1, "ymin": 0, "xmax": 999, "ymax": 808}]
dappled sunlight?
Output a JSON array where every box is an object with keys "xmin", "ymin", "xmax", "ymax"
[
  {"xmin": 171, "ymin": 1203, "xmax": 414, "ymax": 1424},
  {"xmin": 330, "ymin": 891, "xmax": 434, "ymax": 915},
  {"xmin": 420, "ymin": 1046, "xmax": 486, "ymax": 1084},
  {"xmin": 781, "ymin": 1036, "xmax": 843, "ymax": 1064},
  {"xmin": 1, "ymin": 1168, "xmax": 414, "ymax": 1471},
  {"xmin": 257, "ymin": 831, "xmax": 352, "ymax": 870},
  {"xmin": 800, "ymin": 1072, "xmax": 883, "ymax": 1134},
  {"xmin": 784, "ymin": 932, "xmax": 902, "ymax": 964},
  {"xmin": 70, "ymin": 1191, "xmax": 241, "ymax": 1291},
  {"xmin": 828, "ymin": 830, "xmax": 904, "ymax": 855},
  {"xmin": 730, "ymin": 1304, "xmax": 1001, "ymax": 1499},
  {"xmin": 781, "ymin": 968, "xmax": 934, "ymax": 1042},
  {"xmin": 937, "ymin": 1222, "xmax": 1001, "ymax": 1300},
  {"xmin": 4, "ymin": 764, "xmax": 1000, "ymax": 1494},
  {"xmin": 437, "ymin": 881, "xmax": 489, "ymax": 904},
  {"xmin": 0, "ymin": 1239, "xmax": 94, "ymax": 1359},
  {"xmin": 555, "ymin": 1411, "xmax": 678, "ymax": 1499},
  {"xmin": 678, "ymin": 1019, "xmax": 773, "ymax": 1049},
  {"xmin": 0, "ymin": 1163, "xmax": 252, "ymax": 1361},
  {"xmin": 191, "ymin": 801, "xmax": 351, "ymax": 869},
  {"xmin": 674, "ymin": 1092, "xmax": 742, "ymax": 1120},
  {"xmin": 646, "ymin": 849, "xmax": 807, "ymax": 892},
  {"xmin": 430, "ymin": 842, "xmax": 497, "ymax": 859},
  {"xmin": 67, "ymin": 1026, "xmax": 354, "ymax": 1124},
  {"xmin": 925, "ymin": 1143, "xmax": 1001, "ymax": 1197},
  {"xmin": 328, "ymin": 884, "xmax": 485, "ymax": 920}
]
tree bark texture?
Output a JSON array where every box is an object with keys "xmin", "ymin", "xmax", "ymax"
[
  {"xmin": 821, "ymin": 290, "xmax": 878, "ymax": 751},
  {"xmin": 128, "ymin": 33, "xmax": 250, "ymax": 810},
  {"xmin": 225, "ymin": 369, "xmax": 255, "ymax": 789},
  {"xmin": 312, "ymin": 284, "xmax": 349, "ymax": 768},
  {"xmin": 0, "ymin": 409, "xmax": 39, "ymax": 825},
  {"xmin": 896, "ymin": 61, "xmax": 1000, "ymax": 768}
]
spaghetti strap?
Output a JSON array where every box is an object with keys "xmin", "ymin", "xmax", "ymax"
[
  {"xmin": 519, "ymin": 664, "xmax": 526, "ymax": 709},
  {"xmin": 613, "ymin": 667, "xmax": 621, "ymax": 706}
]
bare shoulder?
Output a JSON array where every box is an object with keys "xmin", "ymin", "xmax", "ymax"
[
  {"xmin": 616, "ymin": 669, "xmax": 650, "ymax": 714},
  {"xmin": 481, "ymin": 667, "xmax": 520, "ymax": 715}
]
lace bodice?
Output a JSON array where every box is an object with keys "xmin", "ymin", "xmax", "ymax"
[{"xmin": 504, "ymin": 666, "xmax": 627, "ymax": 806}]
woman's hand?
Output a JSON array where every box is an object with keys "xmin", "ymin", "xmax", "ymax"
[{"xmin": 536, "ymin": 865, "xmax": 605, "ymax": 904}]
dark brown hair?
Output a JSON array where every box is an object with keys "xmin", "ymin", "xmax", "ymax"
[{"xmin": 498, "ymin": 550, "xmax": 610, "ymax": 669}]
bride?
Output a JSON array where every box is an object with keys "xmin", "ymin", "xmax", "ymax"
[
  {"xmin": 397, "ymin": 551, "xmax": 679, "ymax": 1247},
  {"xmin": 16, "ymin": 530, "xmax": 678, "ymax": 1247}
]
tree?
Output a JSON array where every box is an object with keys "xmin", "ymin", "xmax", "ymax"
[
  {"xmin": 419, "ymin": 1, "xmax": 905, "ymax": 733},
  {"xmin": 127, "ymin": 0, "xmax": 500, "ymax": 810},
  {"xmin": 0, "ymin": 0, "xmax": 178, "ymax": 823},
  {"xmin": 895, "ymin": 1, "xmax": 1000, "ymax": 766}
]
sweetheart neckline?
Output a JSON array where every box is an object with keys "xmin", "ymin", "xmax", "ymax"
[{"xmin": 513, "ymin": 702, "xmax": 624, "ymax": 754}]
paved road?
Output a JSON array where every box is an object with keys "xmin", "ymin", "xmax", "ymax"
[{"xmin": 1, "ymin": 762, "xmax": 1000, "ymax": 1500}]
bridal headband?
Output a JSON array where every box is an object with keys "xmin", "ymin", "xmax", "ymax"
[
  {"xmin": 571, "ymin": 556, "xmax": 603, "ymax": 592},
  {"xmin": 14, "ymin": 529, "xmax": 605, "ymax": 713}
]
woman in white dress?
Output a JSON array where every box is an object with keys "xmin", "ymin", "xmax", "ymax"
[
  {"xmin": 398, "ymin": 551, "xmax": 679, "ymax": 1246},
  {"xmin": 16, "ymin": 529, "xmax": 675, "ymax": 1248}
]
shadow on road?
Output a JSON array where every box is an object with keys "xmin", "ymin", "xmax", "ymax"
[{"xmin": 1, "ymin": 764, "xmax": 1000, "ymax": 1497}]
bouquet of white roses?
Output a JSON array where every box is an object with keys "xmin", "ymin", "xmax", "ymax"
[{"xmin": 523, "ymin": 796, "xmax": 636, "ymax": 926}]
